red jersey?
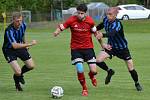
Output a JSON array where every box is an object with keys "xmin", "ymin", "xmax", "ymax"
[{"xmin": 60, "ymin": 16, "xmax": 95, "ymax": 49}]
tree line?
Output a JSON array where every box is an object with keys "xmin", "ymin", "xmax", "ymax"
[
  {"xmin": 0, "ymin": 0, "xmax": 149, "ymax": 21},
  {"xmin": 0, "ymin": 0, "xmax": 149, "ymax": 14}
]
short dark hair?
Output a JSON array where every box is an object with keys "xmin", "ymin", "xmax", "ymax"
[
  {"xmin": 76, "ymin": 4, "xmax": 87, "ymax": 12},
  {"xmin": 12, "ymin": 12, "xmax": 22, "ymax": 20}
]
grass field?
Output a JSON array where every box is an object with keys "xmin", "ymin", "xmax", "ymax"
[{"xmin": 0, "ymin": 20, "xmax": 150, "ymax": 100}]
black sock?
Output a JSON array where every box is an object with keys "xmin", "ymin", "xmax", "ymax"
[
  {"xmin": 21, "ymin": 65, "xmax": 32, "ymax": 75},
  {"xmin": 13, "ymin": 74, "xmax": 20, "ymax": 84},
  {"xmin": 129, "ymin": 69, "xmax": 139, "ymax": 84},
  {"xmin": 96, "ymin": 62, "xmax": 109, "ymax": 72}
]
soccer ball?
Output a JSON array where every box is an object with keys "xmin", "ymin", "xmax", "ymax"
[{"xmin": 50, "ymin": 86, "xmax": 64, "ymax": 98}]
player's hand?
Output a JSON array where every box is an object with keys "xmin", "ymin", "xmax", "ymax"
[
  {"xmin": 102, "ymin": 44, "xmax": 112, "ymax": 51},
  {"xmin": 31, "ymin": 40, "xmax": 37, "ymax": 45},
  {"xmin": 95, "ymin": 31, "xmax": 103, "ymax": 40},
  {"xmin": 26, "ymin": 47, "xmax": 30, "ymax": 50},
  {"xmin": 53, "ymin": 32, "xmax": 59, "ymax": 37}
]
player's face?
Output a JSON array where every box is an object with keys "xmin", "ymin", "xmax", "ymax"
[
  {"xmin": 13, "ymin": 16, "xmax": 23, "ymax": 29},
  {"xmin": 106, "ymin": 12, "xmax": 116, "ymax": 22},
  {"xmin": 76, "ymin": 11, "xmax": 86, "ymax": 21}
]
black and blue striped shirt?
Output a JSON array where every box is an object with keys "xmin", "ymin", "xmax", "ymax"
[
  {"xmin": 2, "ymin": 22, "xmax": 26, "ymax": 49},
  {"xmin": 97, "ymin": 16, "xmax": 128, "ymax": 49}
]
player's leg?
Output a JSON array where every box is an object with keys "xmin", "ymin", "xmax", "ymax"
[
  {"xmin": 71, "ymin": 49, "xmax": 88, "ymax": 96},
  {"xmin": 22, "ymin": 58, "xmax": 35, "ymax": 74},
  {"xmin": 18, "ymin": 58, "xmax": 35, "ymax": 84},
  {"xmin": 17, "ymin": 49, "xmax": 34, "ymax": 84},
  {"xmin": 88, "ymin": 63, "xmax": 97, "ymax": 87},
  {"xmin": 125, "ymin": 59, "xmax": 143, "ymax": 91},
  {"xmin": 120, "ymin": 48, "xmax": 142, "ymax": 91},
  {"xmin": 75, "ymin": 62, "xmax": 88, "ymax": 96},
  {"xmin": 85, "ymin": 48, "xmax": 97, "ymax": 87},
  {"xmin": 96, "ymin": 50, "xmax": 115, "ymax": 84},
  {"xmin": 96, "ymin": 50, "xmax": 112, "ymax": 71},
  {"xmin": 2, "ymin": 49, "xmax": 23, "ymax": 91},
  {"xmin": 9, "ymin": 60, "xmax": 23, "ymax": 91}
]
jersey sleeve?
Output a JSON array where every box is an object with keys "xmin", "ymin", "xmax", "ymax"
[
  {"xmin": 96, "ymin": 16, "xmax": 106, "ymax": 30},
  {"xmin": 6, "ymin": 30, "xmax": 16, "ymax": 44},
  {"xmin": 58, "ymin": 16, "xmax": 73, "ymax": 31},
  {"xmin": 96, "ymin": 22, "xmax": 104, "ymax": 30},
  {"xmin": 88, "ymin": 17, "xmax": 97, "ymax": 33},
  {"xmin": 88, "ymin": 16, "xmax": 95, "ymax": 27}
]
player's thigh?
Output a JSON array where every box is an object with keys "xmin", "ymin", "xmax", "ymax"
[
  {"xmin": 96, "ymin": 50, "xmax": 110, "ymax": 62},
  {"xmin": 116, "ymin": 48, "xmax": 132, "ymax": 60},
  {"xmin": 17, "ymin": 49, "xmax": 33, "ymax": 67},
  {"xmin": 82, "ymin": 49, "xmax": 97, "ymax": 72},
  {"xmin": 17, "ymin": 49, "xmax": 31, "ymax": 61},
  {"xmin": 9, "ymin": 60, "xmax": 21, "ymax": 75},
  {"xmin": 84, "ymin": 48, "xmax": 96, "ymax": 63},
  {"xmin": 2, "ymin": 49, "xmax": 17, "ymax": 63},
  {"xmin": 71, "ymin": 49, "xmax": 83, "ymax": 65}
]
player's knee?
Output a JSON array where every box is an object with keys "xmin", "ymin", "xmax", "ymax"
[
  {"xmin": 15, "ymin": 70, "xmax": 21, "ymax": 76},
  {"xmin": 27, "ymin": 63, "xmax": 35, "ymax": 70},
  {"xmin": 96, "ymin": 59, "xmax": 103, "ymax": 63},
  {"xmin": 75, "ymin": 63, "xmax": 84, "ymax": 73},
  {"xmin": 29, "ymin": 65, "xmax": 34, "ymax": 70}
]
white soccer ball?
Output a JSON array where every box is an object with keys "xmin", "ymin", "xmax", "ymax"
[{"xmin": 50, "ymin": 86, "xmax": 64, "ymax": 98}]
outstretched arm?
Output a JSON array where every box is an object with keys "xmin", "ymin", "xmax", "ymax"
[
  {"xmin": 12, "ymin": 40, "xmax": 37, "ymax": 49},
  {"xmin": 53, "ymin": 28, "xmax": 62, "ymax": 37}
]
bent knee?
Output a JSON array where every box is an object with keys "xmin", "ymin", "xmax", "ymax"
[
  {"xmin": 96, "ymin": 59, "xmax": 103, "ymax": 63},
  {"xmin": 27, "ymin": 63, "xmax": 35, "ymax": 70},
  {"xmin": 15, "ymin": 71, "xmax": 21, "ymax": 76}
]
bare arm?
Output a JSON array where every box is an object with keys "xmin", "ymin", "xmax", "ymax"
[
  {"xmin": 12, "ymin": 40, "xmax": 37, "ymax": 49},
  {"xmin": 53, "ymin": 28, "xmax": 62, "ymax": 37},
  {"xmin": 97, "ymin": 38, "xmax": 104, "ymax": 47},
  {"xmin": 97, "ymin": 38, "xmax": 112, "ymax": 50}
]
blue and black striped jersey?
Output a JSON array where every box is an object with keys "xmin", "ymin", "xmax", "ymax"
[
  {"xmin": 97, "ymin": 16, "xmax": 128, "ymax": 49},
  {"xmin": 2, "ymin": 22, "xmax": 26, "ymax": 49}
]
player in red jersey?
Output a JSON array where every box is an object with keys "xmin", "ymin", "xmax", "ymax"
[{"xmin": 53, "ymin": 4, "xmax": 101, "ymax": 96}]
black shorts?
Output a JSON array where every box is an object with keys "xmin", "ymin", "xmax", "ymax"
[
  {"xmin": 104, "ymin": 48, "xmax": 132, "ymax": 60},
  {"xmin": 2, "ymin": 48, "xmax": 31, "ymax": 63},
  {"xmin": 71, "ymin": 48, "xmax": 96, "ymax": 65}
]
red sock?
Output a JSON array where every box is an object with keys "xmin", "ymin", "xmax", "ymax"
[
  {"xmin": 88, "ymin": 71, "xmax": 94, "ymax": 79},
  {"xmin": 77, "ymin": 72, "xmax": 87, "ymax": 90}
]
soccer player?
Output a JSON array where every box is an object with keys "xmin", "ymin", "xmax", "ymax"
[
  {"xmin": 96, "ymin": 7, "xmax": 143, "ymax": 91},
  {"xmin": 53, "ymin": 4, "xmax": 100, "ymax": 96},
  {"xmin": 2, "ymin": 12, "xmax": 37, "ymax": 91}
]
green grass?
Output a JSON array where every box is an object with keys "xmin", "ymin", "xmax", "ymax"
[{"xmin": 0, "ymin": 20, "xmax": 150, "ymax": 100}]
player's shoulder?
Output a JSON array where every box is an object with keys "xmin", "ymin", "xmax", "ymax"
[
  {"xmin": 22, "ymin": 21, "xmax": 27, "ymax": 26},
  {"xmin": 103, "ymin": 16, "xmax": 108, "ymax": 21},
  {"xmin": 86, "ymin": 16, "xmax": 94, "ymax": 21},
  {"xmin": 21, "ymin": 21, "xmax": 27, "ymax": 28},
  {"xmin": 5, "ymin": 23, "xmax": 14, "ymax": 32},
  {"xmin": 114, "ymin": 18, "xmax": 122, "ymax": 25},
  {"xmin": 85, "ymin": 16, "xmax": 95, "ymax": 25}
]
